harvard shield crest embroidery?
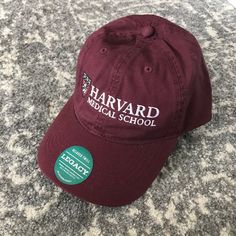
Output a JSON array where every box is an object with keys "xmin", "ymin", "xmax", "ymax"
[{"xmin": 82, "ymin": 72, "xmax": 91, "ymax": 96}]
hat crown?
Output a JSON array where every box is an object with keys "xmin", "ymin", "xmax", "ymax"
[{"xmin": 73, "ymin": 15, "xmax": 212, "ymax": 143}]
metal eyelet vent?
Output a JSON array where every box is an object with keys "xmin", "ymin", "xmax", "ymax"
[
  {"xmin": 100, "ymin": 47, "xmax": 108, "ymax": 54},
  {"xmin": 144, "ymin": 66, "xmax": 153, "ymax": 73}
]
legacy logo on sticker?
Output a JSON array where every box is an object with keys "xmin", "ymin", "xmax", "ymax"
[{"xmin": 54, "ymin": 146, "xmax": 93, "ymax": 185}]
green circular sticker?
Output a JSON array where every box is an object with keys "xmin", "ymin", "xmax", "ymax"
[{"xmin": 54, "ymin": 146, "xmax": 93, "ymax": 185}]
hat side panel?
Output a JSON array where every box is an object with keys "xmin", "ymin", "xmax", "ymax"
[
  {"xmin": 182, "ymin": 42, "xmax": 212, "ymax": 132},
  {"xmin": 162, "ymin": 31, "xmax": 212, "ymax": 133},
  {"xmin": 107, "ymin": 41, "xmax": 177, "ymax": 141},
  {"xmin": 73, "ymin": 31, "xmax": 139, "ymax": 141}
]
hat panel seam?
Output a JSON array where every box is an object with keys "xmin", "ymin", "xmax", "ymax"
[
  {"xmin": 158, "ymin": 41, "xmax": 186, "ymax": 135},
  {"xmin": 75, "ymin": 33, "xmax": 107, "ymax": 98},
  {"xmin": 94, "ymin": 15, "xmax": 141, "ymax": 133},
  {"xmin": 93, "ymin": 42, "xmax": 144, "ymax": 137}
]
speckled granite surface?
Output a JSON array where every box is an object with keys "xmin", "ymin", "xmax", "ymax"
[{"xmin": 0, "ymin": 0, "xmax": 236, "ymax": 235}]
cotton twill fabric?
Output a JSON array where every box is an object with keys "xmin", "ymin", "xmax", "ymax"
[{"xmin": 37, "ymin": 95, "xmax": 177, "ymax": 207}]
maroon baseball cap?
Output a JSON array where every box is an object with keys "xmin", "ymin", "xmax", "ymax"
[{"xmin": 37, "ymin": 14, "xmax": 212, "ymax": 207}]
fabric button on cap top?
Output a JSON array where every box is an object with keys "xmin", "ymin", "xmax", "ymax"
[
  {"xmin": 141, "ymin": 25, "xmax": 155, "ymax": 38},
  {"xmin": 37, "ymin": 14, "xmax": 212, "ymax": 207}
]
